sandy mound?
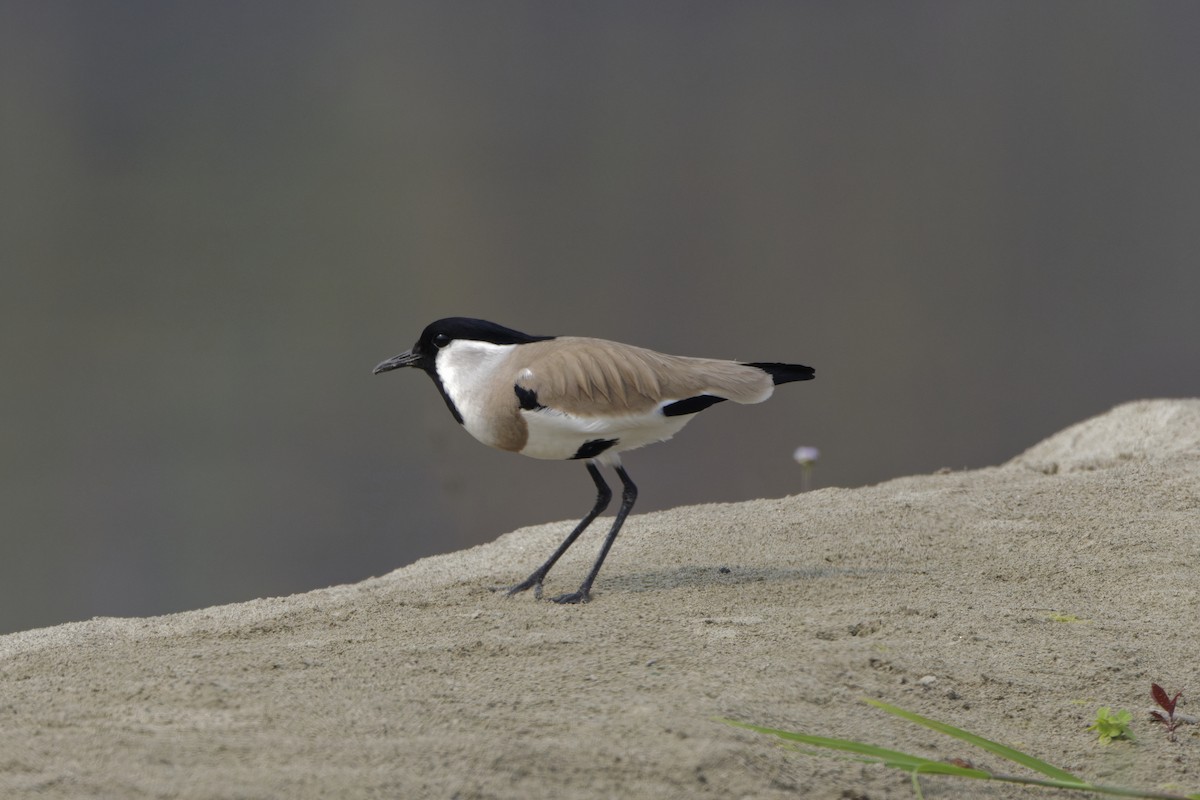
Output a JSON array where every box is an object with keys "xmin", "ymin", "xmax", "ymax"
[
  {"xmin": 1010, "ymin": 398, "xmax": 1200, "ymax": 473},
  {"xmin": 2, "ymin": 400, "xmax": 1197, "ymax": 799}
]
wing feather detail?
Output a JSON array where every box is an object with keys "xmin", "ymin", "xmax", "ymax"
[{"xmin": 510, "ymin": 337, "xmax": 774, "ymax": 417}]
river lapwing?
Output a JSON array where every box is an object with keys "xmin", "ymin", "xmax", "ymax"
[{"xmin": 374, "ymin": 317, "xmax": 814, "ymax": 604}]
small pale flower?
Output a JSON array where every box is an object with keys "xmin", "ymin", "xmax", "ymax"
[{"xmin": 793, "ymin": 446, "xmax": 820, "ymax": 465}]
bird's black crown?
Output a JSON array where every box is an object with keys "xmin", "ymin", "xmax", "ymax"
[{"xmin": 413, "ymin": 318, "xmax": 555, "ymax": 354}]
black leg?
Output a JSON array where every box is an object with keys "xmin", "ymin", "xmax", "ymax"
[
  {"xmin": 506, "ymin": 462, "xmax": 611, "ymax": 599},
  {"xmin": 551, "ymin": 464, "xmax": 637, "ymax": 604}
]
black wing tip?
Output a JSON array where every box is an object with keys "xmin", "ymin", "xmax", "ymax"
[
  {"xmin": 746, "ymin": 362, "xmax": 816, "ymax": 385},
  {"xmin": 661, "ymin": 395, "xmax": 728, "ymax": 417}
]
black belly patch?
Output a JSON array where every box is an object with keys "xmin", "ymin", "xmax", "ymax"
[
  {"xmin": 572, "ymin": 438, "xmax": 618, "ymax": 460},
  {"xmin": 662, "ymin": 395, "xmax": 727, "ymax": 417},
  {"xmin": 514, "ymin": 384, "xmax": 546, "ymax": 411}
]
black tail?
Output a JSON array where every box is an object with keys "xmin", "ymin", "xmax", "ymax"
[{"xmin": 747, "ymin": 362, "xmax": 815, "ymax": 385}]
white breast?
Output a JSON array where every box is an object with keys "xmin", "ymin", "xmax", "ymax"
[
  {"xmin": 435, "ymin": 340, "xmax": 517, "ymax": 448},
  {"xmin": 519, "ymin": 403, "xmax": 697, "ymax": 462}
]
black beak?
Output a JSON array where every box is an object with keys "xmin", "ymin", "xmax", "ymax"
[{"xmin": 373, "ymin": 350, "xmax": 423, "ymax": 374}]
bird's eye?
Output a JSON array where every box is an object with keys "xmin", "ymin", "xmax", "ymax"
[{"xmin": 432, "ymin": 333, "xmax": 451, "ymax": 348}]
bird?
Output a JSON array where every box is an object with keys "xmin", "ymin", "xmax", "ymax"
[{"xmin": 374, "ymin": 317, "xmax": 815, "ymax": 604}]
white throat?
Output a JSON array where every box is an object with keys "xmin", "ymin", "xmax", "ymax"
[{"xmin": 435, "ymin": 340, "xmax": 515, "ymax": 440}]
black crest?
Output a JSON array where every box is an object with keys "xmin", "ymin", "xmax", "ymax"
[{"xmin": 413, "ymin": 318, "xmax": 555, "ymax": 356}]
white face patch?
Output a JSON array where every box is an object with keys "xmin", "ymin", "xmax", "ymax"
[{"xmin": 435, "ymin": 340, "xmax": 516, "ymax": 442}]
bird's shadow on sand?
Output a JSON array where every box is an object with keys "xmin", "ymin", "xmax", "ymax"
[{"xmin": 601, "ymin": 563, "xmax": 891, "ymax": 593}]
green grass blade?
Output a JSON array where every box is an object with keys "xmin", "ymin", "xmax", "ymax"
[
  {"xmin": 717, "ymin": 719, "xmax": 990, "ymax": 778},
  {"xmin": 721, "ymin": 714, "xmax": 1200, "ymax": 799},
  {"xmin": 865, "ymin": 699, "xmax": 1082, "ymax": 783}
]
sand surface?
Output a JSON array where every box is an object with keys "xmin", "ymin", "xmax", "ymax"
[{"xmin": 2, "ymin": 399, "xmax": 1197, "ymax": 799}]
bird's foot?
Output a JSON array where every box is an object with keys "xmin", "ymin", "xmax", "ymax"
[
  {"xmin": 550, "ymin": 588, "xmax": 591, "ymax": 605},
  {"xmin": 505, "ymin": 575, "xmax": 544, "ymax": 600}
]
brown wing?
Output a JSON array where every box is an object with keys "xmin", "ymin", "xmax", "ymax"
[{"xmin": 509, "ymin": 337, "xmax": 774, "ymax": 417}]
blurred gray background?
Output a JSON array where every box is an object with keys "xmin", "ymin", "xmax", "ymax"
[{"xmin": 2, "ymin": 2, "xmax": 1197, "ymax": 635}]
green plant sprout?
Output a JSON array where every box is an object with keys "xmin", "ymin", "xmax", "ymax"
[
  {"xmin": 721, "ymin": 698, "xmax": 1200, "ymax": 800},
  {"xmin": 1089, "ymin": 707, "xmax": 1135, "ymax": 744}
]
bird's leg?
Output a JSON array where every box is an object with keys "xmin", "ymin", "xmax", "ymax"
[
  {"xmin": 552, "ymin": 464, "xmax": 637, "ymax": 604},
  {"xmin": 506, "ymin": 461, "xmax": 611, "ymax": 599}
]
